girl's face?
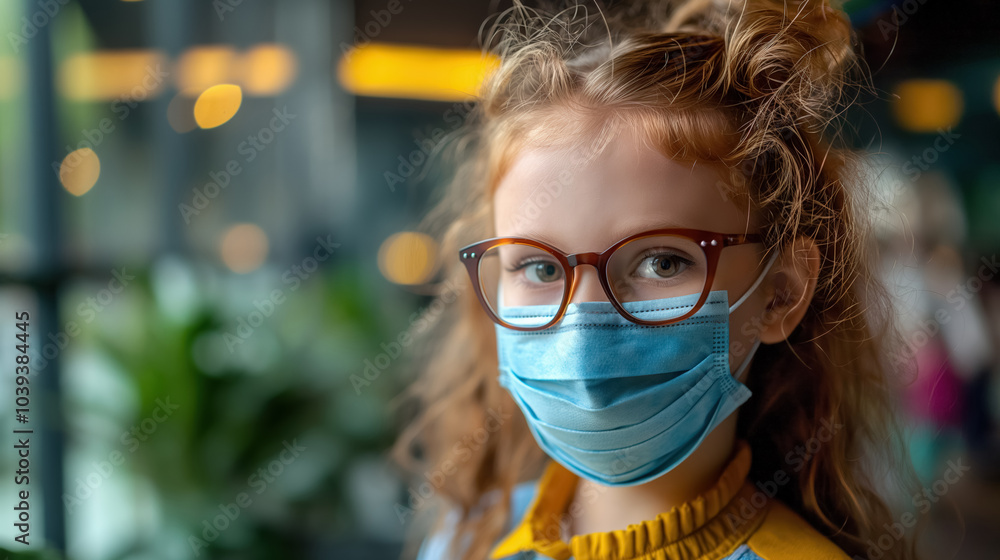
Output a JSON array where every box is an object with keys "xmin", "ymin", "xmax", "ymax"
[{"xmin": 493, "ymin": 130, "xmax": 773, "ymax": 371}]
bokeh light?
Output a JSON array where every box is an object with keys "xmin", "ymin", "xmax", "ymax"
[
  {"xmin": 57, "ymin": 50, "xmax": 168, "ymax": 101},
  {"xmin": 219, "ymin": 223, "xmax": 269, "ymax": 273},
  {"xmin": 166, "ymin": 90, "xmax": 199, "ymax": 133},
  {"xmin": 193, "ymin": 84, "xmax": 242, "ymax": 129},
  {"xmin": 377, "ymin": 232, "xmax": 438, "ymax": 285},
  {"xmin": 892, "ymin": 79, "xmax": 964, "ymax": 132},
  {"xmin": 175, "ymin": 45, "xmax": 238, "ymax": 94},
  {"xmin": 238, "ymin": 44, "xmax": 298, "ymax": 96},
  {"xmin": 58, "ymin": 148, "xmax": 101, "ymax": 196}
]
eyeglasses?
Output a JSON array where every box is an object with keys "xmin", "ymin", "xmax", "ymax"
[{"xmin": 459, "ymin": 228, "xmax": 763, "ymax": 331}]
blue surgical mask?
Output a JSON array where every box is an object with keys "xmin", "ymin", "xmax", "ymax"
[{"xmin": 495, "ymin": 253, "xmax": 777, "ymax": 486}]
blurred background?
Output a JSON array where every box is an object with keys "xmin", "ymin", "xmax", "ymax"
[{"xmin": 0, "ymin": 0, "xmax": 998, "ymax": 559}]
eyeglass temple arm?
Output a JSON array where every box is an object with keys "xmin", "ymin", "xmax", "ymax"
[{"xmin": 722, "ymin": 233, "xmax": 764, "ymax": 247}]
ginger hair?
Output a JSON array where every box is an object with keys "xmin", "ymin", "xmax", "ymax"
[{"xmin": 393, "ymin": 2, "xmax": 920, "ymax": 559}]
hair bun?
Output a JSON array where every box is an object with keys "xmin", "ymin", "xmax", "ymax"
[{"xmin": 720, "ymin": 0, "xmax": 856, "ymax": 120}]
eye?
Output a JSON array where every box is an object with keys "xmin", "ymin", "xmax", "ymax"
[
  {"xmin": 511, "ymin": 259, "xmax": 563, "ymax": 284},
  {"xmin": 636, "ymin": 252, "xmax": 693, "ymax": 280}
]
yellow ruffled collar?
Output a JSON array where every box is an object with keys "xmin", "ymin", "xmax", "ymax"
[{"xmin": 490, "ymin": 440, "xmax": 768, "ymax": 560}]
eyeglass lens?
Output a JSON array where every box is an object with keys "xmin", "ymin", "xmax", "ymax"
[{"xmin": 477, "ymin": 236, "xmax": 709, "ymax": 328}]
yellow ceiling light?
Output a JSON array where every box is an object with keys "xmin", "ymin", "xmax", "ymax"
[
  {"xmin": 58, "ymin": 148, "xmax": 100, "ymax": 196},
  {"xmin": 338, "ymin": 43, "xmax": 498, "ymax": 101},
  {"xmin": 892, "ymin": 79, "xmax": 964, "ymax": 132},
  {"xmin": 377, "ymin": 231, "xmax": 438, "ymax": 285},
  {"xmin": 57, "ymin": 50, "xmax": 168, "ymax": 101},
  {"xmin": 220, "ymin": 223, "xmax": 269, "ymax": 273},
  {"xmin": 176, "ymin": 45, "xmax": 238, "ymax": 95},
  {"xmin": 193, "ymin": 84, "xmax": 242, "ymax": 129},
  {"xmin": 238, "ymin": 43, "xmax": 298, "ymax": 96}
]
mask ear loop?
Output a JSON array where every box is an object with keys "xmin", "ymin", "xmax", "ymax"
[
  {"xmin": 728, "ymin": 250, "xmax": 780, "ymax": 313},
  {"xmin": 732, "ymin": 339, "xmax": 761, "ymax": 382},
  {"xmin": 727, "ymin": 250, "xmax": 780, "ymax": 382}
]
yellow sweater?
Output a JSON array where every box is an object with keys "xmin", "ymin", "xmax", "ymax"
[{"xmin": 485, "ymin": 440, "xmax": 850, "ymax": 560}]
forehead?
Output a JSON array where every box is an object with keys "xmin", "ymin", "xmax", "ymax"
[{"xmin": 492, "ymin": 131, "xmax": 753, "ymax": 254}]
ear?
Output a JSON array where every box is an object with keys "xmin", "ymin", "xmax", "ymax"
[{"xmin": 758, "ymin": 236, "xmax": 821, "ymax": 344}]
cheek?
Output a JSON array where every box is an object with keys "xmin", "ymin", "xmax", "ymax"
[
  {"xmin": 711, "ymin": 282, "xmax": 756, "ymax": 353},
  {"xmin": 727, "ymin": 304, "xmax": 757, "ymax": 344},
  {"xmin": 726, "ymin": 299, "xmax": 766, "ymax": 370}
]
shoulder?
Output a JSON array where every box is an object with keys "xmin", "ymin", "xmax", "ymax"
[
  {"xmin": 738, "ymin": 499, "xmax": 851, "ymax": 560},
  {"xmin": 416, "ymin": 480, "xmax": 539, "ymax": 560}
]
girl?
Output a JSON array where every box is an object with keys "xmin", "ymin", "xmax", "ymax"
[{"xmin": 394, "ymin": 1, "xmax": 920, "ymax": 559}]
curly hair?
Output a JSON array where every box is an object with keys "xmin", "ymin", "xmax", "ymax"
[{"xmin": 393, "ymin": 2, "xmax": 921, "ymax": 559}]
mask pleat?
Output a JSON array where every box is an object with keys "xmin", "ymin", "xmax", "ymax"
[
  {"xmin": 495, "ymin": 289, "xmax": 760, "ymax": 486},
  {"xmin": 499, "ymin": 352, "xmax": 717, "ymax": 428},
  {"xmin": 526, "ymin": 368, "xmax": 725, "ymax": 450}
]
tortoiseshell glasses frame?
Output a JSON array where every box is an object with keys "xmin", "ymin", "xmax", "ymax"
[{"xmin": 459, "ymin": 228, "xmax": 763, "ymax": 331}]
